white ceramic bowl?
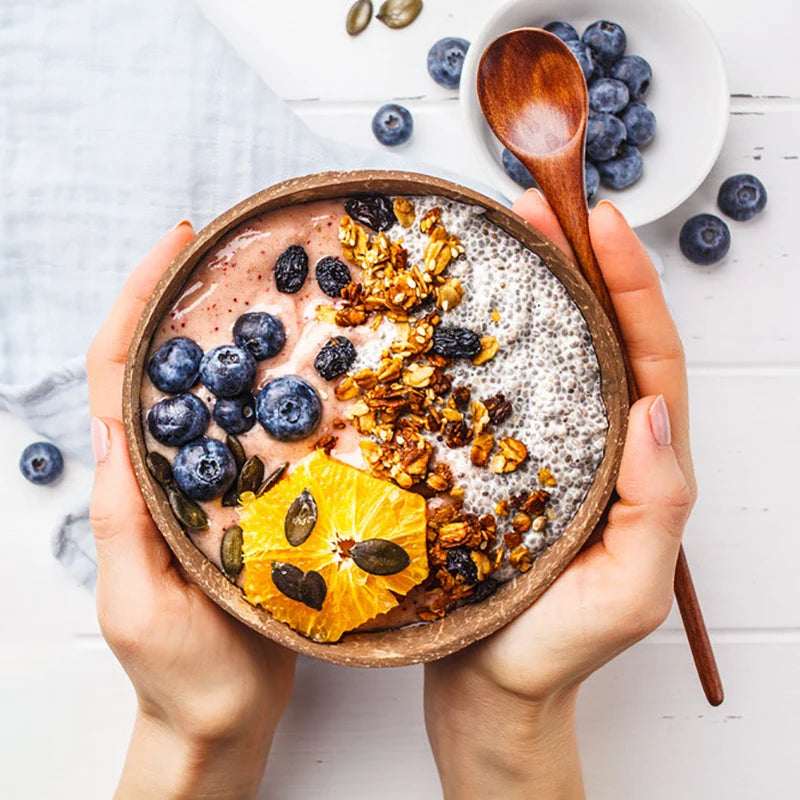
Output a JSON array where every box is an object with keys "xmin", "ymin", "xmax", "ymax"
[{"xmin": 460, "ymin": 0, "xmax": 729, "ymax": 228}]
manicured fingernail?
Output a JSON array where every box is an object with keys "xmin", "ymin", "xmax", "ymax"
[
  {"xmin": 91, "ymin": 417, "xmax": 110, "ymax": 464},
  {"xmin": 170, "ymin": 219, "xmax": 192, "ymax": 233},
  {"xmin": 648, "ymin": 395, "xmax": 672, "ymax": 447},
  {"xmin": 525, "ymin": 188, "xmax": 545, "ymax": 202},
  {"xmin": 595, "ymin": 199, "xmax": 621, "ymax": 216}
]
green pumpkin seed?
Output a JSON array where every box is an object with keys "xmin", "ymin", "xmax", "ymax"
[
  {"xmin": 146, "ymin": 452, "xmax": 174, "ymax": 488},
  {"xmin": 299, "ymin": 570, "xmax": 327, "ymax": 611},
  {"xmin": 167, "ymin": 488, "xmax": 208, "ymax": 531},
  {"xmin": 226, "ymin": 434, "xmax": 246, "ymax": 472},
  {"xmin": 271, "ymin": 562, "xmax": 304, "ymax": 602},
  {"xmin": 284, "ymin": 489, "xmax": 317, "ymax": 546},
  {"xmin": 346, "ymin": 0, "xmax": 372, "ymax": 35},
  {"xmin": 221, "ymin": 484, "xmax": 240, "ymax": 507},
  {"xmin": 256, "ymin": 462, "xmax": 288, "ymax": 497},
  {"xmin": 237, "ymin": 455, "xmax": 265, "ymax": 496},
  {"xmin": 350, "ymin": 538, "xmax": 410, "ymax": 575},
  {"xmin": 220, "ymin": 525, "xmax": 244, "ymax": 579},
  {"xmin": 376, "ymin": 0, "xmax": 422, "ymax": 29}
]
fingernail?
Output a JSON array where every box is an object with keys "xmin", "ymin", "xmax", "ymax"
[
  {"xmin": 91, "ymin": 417, "xmax": 110, "ymax": 464},
  {"xmin": 525, "ymin": 188, "xmax": 545, "ymax": 202},
  {"xmin": 595, "ymin": 199, "xmax": 621, "ymax": 216},
  {"xmin": 648, "ymin": 395, "xmax": 672, "ymax": 447},
  {"xmin": 170, "ymin": 219, "xmax": 192, "ymax": 233}
]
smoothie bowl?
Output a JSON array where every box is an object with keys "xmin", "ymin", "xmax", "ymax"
[{"xmin": 123, "ymin": 171, "xmax": 628, "ymax": 667}]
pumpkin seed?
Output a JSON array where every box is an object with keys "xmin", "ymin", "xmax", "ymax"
[
  {"xmin": 271, "ymin": 561, "xmax": 304, "ymax": 602},
  {"xmin": 350, "ymin": 538, "xmax": 410, "ymax": 575},
  {"xmin": 299, "ymin": 570, "xmax": 327, "ymax": 611},
  {"xmin": 167, "ymin": 487, "xmax": 208, "ymax": 531},
  {"xmin": 146, "ymin": 451, "xmax": 174, "ymax": 488},
  {"xmin": 376, "ymin": 0, "xmax": 422, "ymax": 29},
  {"xmin": 221, "ymin": 484, "xmax": 240, "ymax": 507},
  {"xmin": 237, "ymin": 455, "xmax": 265, "ymax": 496},
  {"xmin": 226, "ymin": 434, "xmax": 246, "ymax": 472},
  {"xmin": 284, "ymin": 488, "xmax": 317, "ymax": 546},
  {"xmin": 346, "ymin": 0, "xmax": 372, "ymax": 35},
  {"xmin": 256, "ymin": 462, "xmax": 288, "ymax": 497},
  {"xmin": 220, "ymin": 525, "xmax": 244, "ymax": 579}
]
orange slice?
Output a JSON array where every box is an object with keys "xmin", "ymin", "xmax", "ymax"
[{"xmin": 239, "ymin": 450, "xmax": 428, "ymax": 642}]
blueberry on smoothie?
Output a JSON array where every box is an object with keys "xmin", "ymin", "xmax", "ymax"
[
  {"xmin": 543, "ymin": 21, "xmax": 579, "ymax": 43},
  {"xmin": 588, "ymin": 77, "xmax": 629, "ymax": 114},
  {"xmin": 427, "ymin": 37, "xmax": 470, "ymax": 89},
  {"xmin": 582, "ymin": 20, "xmax": 627, "ymax": 66},
  {"xmin": 372, "ymin": 103, "xmax": 413, "ymax": 146},
  {"xmin": 147, "ymin": 337, "xmax": 203, "ymax": 394},
  {"xmin": 233, "ymin": 312, "xmax": 286, "ymax": 361},
  {"xmin": 597, "ymin": 144, "xmax": 643, "ymax": 189},
  {"xmin": 502, "ymin": 148, "xmax": 536, "ymax": 189},
  {"xmin": 585, "ymin": 161, "xmax": 600, "ymax": 201},
  {"xmin": 315, "ymin": 256, "xmax": 352, "ymax": 298},
  {"xmin": 565, "ymin": 39, "xmax": 595, "ymax": 82},
  {"xmin": 314, "ymin": 336, "xmax": 357, "ymax": 381},
  {"xmin": 717, "ymin": 174, "xmax": 767, "ymax": 221},
  {"xmin": 173, "ymin": 437, "xmax": 236, "ymax": 501},
  {"xmin": 679, "ymin": 214, "xmax": 731, "ymax": 265},
  {"xmin": 431, "ymin": 326, "xmax": 482, "ymax": 359},
  {"xmin": 19, "ymin": 442, "xmax": 63, "ymax": 485},
  {"xmin": 213, "ymin": 393, "xmax": 256, "ymax": 435},
  {"xmin": 610, "ymin": 55, "xmax": 652, "ymax": 100},
  {"xmin": 199, "ymin": 345, "xmax": 257, "ymax": 398},
  {"xmin": 586, "ymin": 113, "xmax": 626, "ymax": 162},
  {"xmin": 620, "ymin": 102, "xmax": 656, "ymax": 147},
  {"xmin": 256, "ymin": 376, "xmax": 322, "ymax": 442},
  {"xmin": 147, "ymin": 393, "xmax": 210, "ymax": 447},
  {"xmin": 446, "ymin": 547, "xmax": 478, "ymax": 585},
  {"xmin": 274, "ymin": 245, "xmax": 308, "ymax": 294}
]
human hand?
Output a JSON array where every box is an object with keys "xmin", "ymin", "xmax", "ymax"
[
  {"xmin": 424, "ymin": 195, "xmax": 696, "ymax": 800},
  {"xmin": 87, "ymin": 222, "xmax": 297, "ymax": 800}
]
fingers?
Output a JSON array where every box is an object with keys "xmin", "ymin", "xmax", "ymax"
[
  {"xmin": 511, "ymin": 189, "xmax": 576, "ymax": 262},
  {"xmin": 88, "ymin": 221, "xmax": 195, "ymax": 420}
]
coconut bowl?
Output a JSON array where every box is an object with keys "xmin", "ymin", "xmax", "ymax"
[{"xmin": 123, "ymin": 170, "xmax": 628, "ymax": 668}]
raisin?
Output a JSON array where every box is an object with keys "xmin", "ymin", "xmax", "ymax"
[
  {"xmin": 274, "ymin": 245, "xmax": 308, "ymax": 294},
  {"xmin": 468, "ymin": 577, "xmax": 499, "ymax": 604},
  {"xmin": 431, "ymin": 326, "xmax": 482, "ymax": 359},
  {"xmin": 446, "ymin": 547, "xmax": 478, "ymax": 585},
  {"xmin": 314, "ymin": 336, "xmax": 357, "ymax": 380},
  {"xmin": 344, "ymin": 193, "xmax": 397, "ymax": 232},
  {"xmin": 315, "ymin": 256, "xmax": 352, "ymax": 297}
]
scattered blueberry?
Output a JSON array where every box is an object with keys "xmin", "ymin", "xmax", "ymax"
[
  {"xmin": 19, "ymin": 442, "xmax": 63, "ymax": 485},
  {"xmin": 274, "ymin": 245, "xmax": 308, "ymax": 294},
  {"xmin": 582, "ymin": 20, "xmax": 627, "ymax": 66},
  {"xmin": 199, "ymin": 345, "xmax": 257, "ymax": 398},
  {"xmin": 427, "ymin": 37, "xmax": 470, "ymax": 89},
  {"xmin": 233, "ymin": 312, "xmax": 286, "ymax": 361},
  {"xmin": 502, "ymin": 148, "xmax": 536, "ymax": 189},
  {"xmin": 147, "ymin": 337, "xmax": 203, "ymax": 395},
  {"xmin": 620, "ymin": 102, "xmax": 656, "ymax": 146},
  {"xmin": 679, "ymin": 214, "xmax": 731, "ymax": 265},
  {"xmin": 256, "ymin": 376, "xmax": 322, "ymax": 442},
  {"xmin": 543, "ymin": 21, "xmax": 579, "ymax": 43},
  {"xmin": 586, "ymin": 112, "xmax": 627, "ymax": 162},
  {"xmin": 585, "ymin": 161, "xmax": 600, "ymax": 201},
  {"xmin": 597, "ymin": 143, "xmax": 643, "ymax": 189},
  {"xmin": 431, "ymin": 326, "xmax": 482, "ymax": 359},
  {"xmin": 345, "ymin": 194, "xmax": 397, "ymax": 232},
  {"xmin": 173, "ymin": 437, "xmax": 236, "ymax": 501},
  {"xmin": 314, "ymin": 336, "xmax": 357, "ymax": 381},
  {"xmin": 565, "ymin": 39, "xmax": 595, "ymax": 82},
  {"xmin": 372, "ymin": 103, "xmax": 413, "ymax": 146},
  {"xmin": 315, "ymin": 256, "xmax": 352, "ymax": 297},
  {"xmin": 717, "ymin": 174, "xmax": 767, "ymax": 221},
  {"xmin": 213, "ymin": 393, "xmax": 256, "ymax": 435},
  {"xmin": 446, "ymin": 547, "xmax": 478, "ymax": 585},
  {"xmin": 147, "ymin": 393, "xmax": 210, "ymax": 447},
  {"xmin": 588, "ymin": 77, "xmax": 629, "ymax": 114},
  {"xmin": 610, "ymin": 55, "xmax": 652, "ymax": 101}
]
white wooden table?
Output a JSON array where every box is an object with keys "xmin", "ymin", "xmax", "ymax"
[{"xmin": 1, "ymin": 1, "xmax": 798, "ymax": 797}]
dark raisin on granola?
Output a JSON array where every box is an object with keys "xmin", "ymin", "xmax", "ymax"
[
  {"xmin": 444, "ymin": 420, "xmax": 472, "ymax": 448},
  {"xmin": 446, "ymin": 547, "xmax": 479, "ymax": 585},
  {"xmin": 484, "ymin": 392, "xmax": 513, "ymax": 424},
  {"xmin": 344, "ymin": 193, "xmax": 397, "ymax": 232},
  {"xmin": 431, "ymin": 326, "xmax": 482, "ymax": 359},
  {"xmin": 452, "ymin": 385, "xmax": 471, "ymax": 409},
  {"xmin": 468, "ymin": 577, "xmax": 499, "ymax": 604},
  {"xmin": 314, "ymin": 336, "xmax": 357, "ymax": 380},
  {"xmin": 315, "ymin": 256, "xmax": 352, "ymax": 297},
  {"xmin": 274, "ymin": 245, "xmax": 309, "ymax": 294}
]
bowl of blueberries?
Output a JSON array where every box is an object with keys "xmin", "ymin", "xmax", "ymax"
[{"xmin": 460, "ymin": 0, "xmax": 729, "ymax": 227}]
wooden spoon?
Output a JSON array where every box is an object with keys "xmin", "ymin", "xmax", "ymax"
[{"xmin": 477, "ymin": 27, "xmax": 724, "ymax": 706}]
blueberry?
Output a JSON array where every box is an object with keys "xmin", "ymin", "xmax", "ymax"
[
  {"xmin": 543, "ymin": 21, "xmax": 579, "ymax": 43},
  {"xmin": 620, "ymin": 102, "xmax": 656, "ymax": 146},
  {"xmin": 213, "ymin": 393, "xmax": 256, "ymax": 435},
  {"xmin": 446, "ymin": 547, "xmax": 478, "ymax": 585},
  {"xmin": 173, "ymin": 437, "xmax": 236, "ymax": 501},
  {"xmin": 427, "ymin": 37, "xmax": 470, "ymax": 89},
  {"xmin": 147, "ymin": 393, "xmax": 210, "ymax": 447},
  {"xmin": 147, "ymin": 337, "xmax": 203, "ymax": 394},
  {"xmin": 314, "ymin": 336, "xmax": 357, "ymax": 381},
  {"xmin": 468, "ymin": 577, "xmax": 499, "ymax": 604},
  {"xmin": 256, "ymin": 376, "xmax": 322, "ymax": 442},
  {"xmin": 597, "ymin": 143, "xmax": 643, "ymax": 189},
  {"xmin": 610, "ymin": 55, "xmax": 652, "ymax": 100},
  {"xmin": 199, "ymin": 345, "xmax": 257, "ymax": 398},
  {"xmin": 582, "ymin": 20, "xmax": 627, "ymax": 66},
  {"xmin": 586, "ymin": 112, "xmax": 626, "ymax": 162},
  {"xmin": 588, "ymin": 77, "xmax": 629, "ymax": 114},
  {"xmin": 372, "ymin": 103, "xmax": 413, "ymax": 146},
  {"xmin": 345, "ymin": 194, "xmax": 397, "ymax": 232},
  {"xmin": 233, "ymin": 312, "xmax": 286, "ymax": 361},
  {"xmin": 315, "ymin": 256, "xmax": 352, "ymax": 297},
  {"xmin": 717, "ymin": 174, "xmax": 767, "ymax": 221},
  {"xmin": 19, "ymin": 442, "xmax": 63, "ymax": 485},
  {"xmin": 585, "ymin": 161, "xmax": 600, "ymax": 201},
  {"xmin": 679, "ymin": 214, "xmax": 731, "ymax": 265},
  {"xmin": 502, "ymin": 148, "xmax": 536, "ymax": 189},
  {"xmin": 274, "ymin": 245, "xmax": 308, "ymax": 294},
  {"xmin": 565, "ymin": 39, "xmax": 595, "ymax": 82},
  {"xmin": 431, "ymin": 326, "xmax": 482, "ymax": 359}
]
